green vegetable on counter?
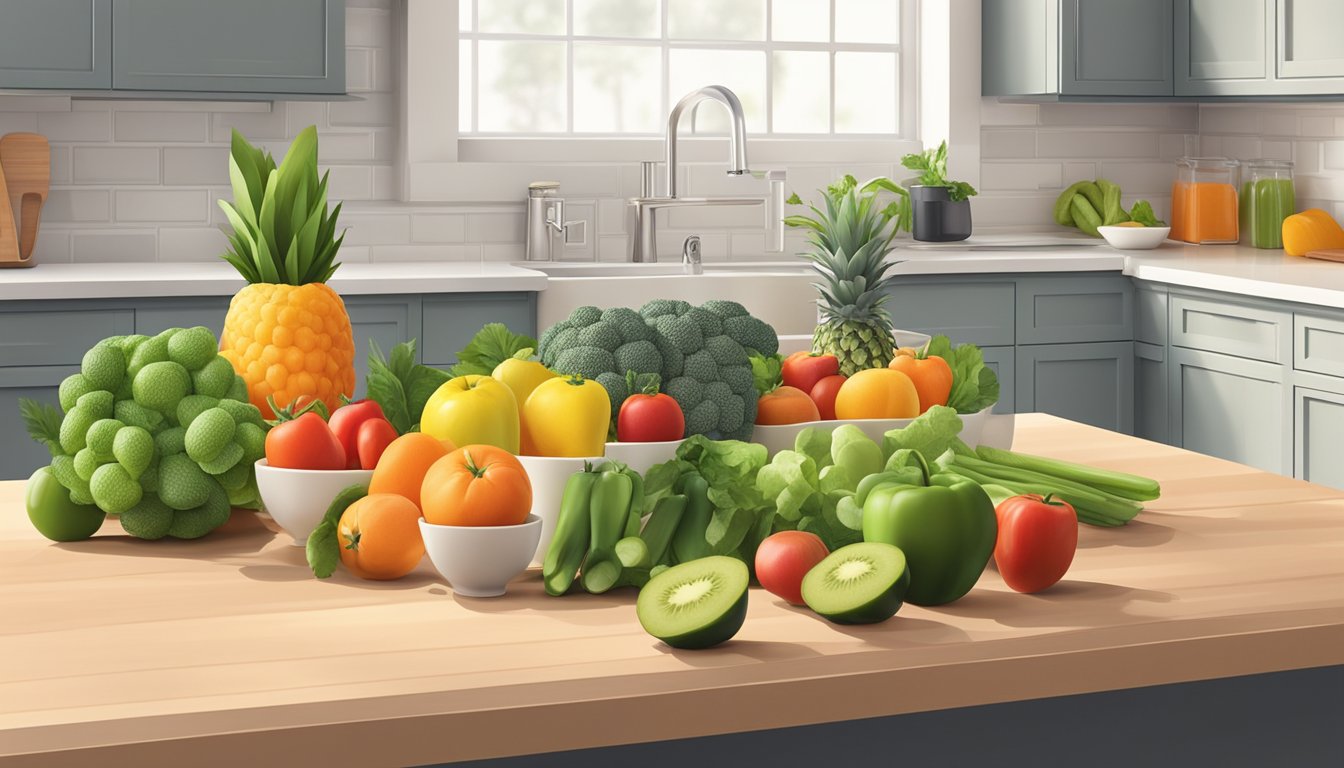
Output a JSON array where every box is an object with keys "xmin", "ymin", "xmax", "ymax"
[
  {"xmin": 365, "ymin": 339, "xmax": 451, "ymax": 436},
  {"xmin": 543, "ymin": 465, "xmax": 598, "ymax": 596},
  {"xmin": 923, "ymin": 337, "xmax": 1000, "ymax": 415},
  {"xmin": 580, "ymin": 468, "xmax": 636, "ymax": 594},
  {"xmin": 1055, "ymin": 178, "xmax": 1164, "ymax": 235}
]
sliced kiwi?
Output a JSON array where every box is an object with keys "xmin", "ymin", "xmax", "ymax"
[
  {"xmin": 636, "ymin": 556, "xmax": 748, "ymax": 649},
  {"xmin": 802, "ymin": 542, "xmax": 909, "ymax": 625}
]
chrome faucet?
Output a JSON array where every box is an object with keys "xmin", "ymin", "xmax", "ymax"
[
  {"xmin": 682, "ymin": 235, "xmax": 703, "ymax": 275},
  {"xmin": 628, "ymin": 85, "xmax": 784, "ymax": 262}
]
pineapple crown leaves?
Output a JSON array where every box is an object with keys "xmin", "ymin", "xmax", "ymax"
[
  {"xmin": 784, "ymin": 174, "xmax": 912, "ymax": 252},
  {"xmin": 218, "ymin": 126, "xmax": 346, "ymax": 286}
]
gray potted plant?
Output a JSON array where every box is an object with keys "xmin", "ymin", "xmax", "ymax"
[{"xmin": 901, "ymin": 141, "xmax": 977, "ymax": 242}]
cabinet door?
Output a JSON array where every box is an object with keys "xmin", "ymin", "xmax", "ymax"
[
  {"xmin": 1275, "ymin": 0, "xmax": 1344, "ymax": 94},
  {"xmin": 1175, "ymin": 0, "xmax": 1273, "ymax": 96},
  {"xmin": 421, "ymin": 295, "xmax": 538, "ymax": 367},
  {"xmin": 346, "ymin": 299, "xmax": 420, "ymax": 400},
  {"xmin": 1015, "ymin": 274, "xmax": 1132, "ymax": 345},
  {"xmin": 1295, "ymin": 385, "xmax": 1344, "ymax": 490},
  {"xmin": 886, "ymin": 280, "xmax": 1016, "ymax": 348},
  {"xmin": 134, "ymin": 299, "xmax": 230, "ymax": 338},
  {"xmin": 982, "ymin": 346, "xmax": 1016, "ymax": 415},
  {"xmin": 1015, "ymin": 342, "xmax": 1134, "ymax": 433},
  {"xmin": 0, "ymin": 0, "xmax": 111, "ymax": 89},
  {"xmin": 0, "ymin": 366, "xmax": 77, "ymax": 482},
  {"xmin": 1061, "ymin": 0, "xmax": 1174, "ymax": 96},
  {"xmin": 1135, "ymin": 341, "xmax": 1168, "ymax": 444},
  {"xmin": 111, "ymin": 0, "xmax": 345, "ymax": 94},
  {"xmin": 1169, "ymin": 347, "xmax": 1289, "ymax": 474}
]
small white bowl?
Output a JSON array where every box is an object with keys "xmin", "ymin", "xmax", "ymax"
[
  {"xmin": 420, "ymin": 514, "xmax": 542, "ymax": 597},
  {"xmin": 253, "ymin": 459, "xmax": 374, "ymax": 546},
  {"xmin": 604, "ymin": 438, "xmax": 685, "ymax": 476},
  {"xmin": 515, "ymin": 454, "xmax": 604, "ymax": 567},
  {"xmin": 750, "ymin": 405, "xmax": 1000, "ymax": 457},
  {"xmin": 1098, "ymin": 225, "xmax": 1170, "ymax": 250}
]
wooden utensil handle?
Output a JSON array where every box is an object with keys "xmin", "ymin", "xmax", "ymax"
[{"xmin": 19, "ymin": 193, "xmax": 41, "ymax": 260}]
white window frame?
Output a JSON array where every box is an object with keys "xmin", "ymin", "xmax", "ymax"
[{"xmin": 401, "ymin": 0, "xmax": 923, "ymax": 202}]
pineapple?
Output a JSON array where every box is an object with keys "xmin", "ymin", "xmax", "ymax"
[
  {"xmin": 785, "ymin": 175, "xmax": 911, "ymax": 375},
  {"xmin": 217, "ymin": 127, "xmax": 354, "ymax": 418}
]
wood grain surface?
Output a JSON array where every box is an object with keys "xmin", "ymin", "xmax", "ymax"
[{"xmin": 3, "ymin": 414, "xmax": 1344, "ymax": 767}]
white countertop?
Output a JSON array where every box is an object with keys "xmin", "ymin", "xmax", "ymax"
[{"xmin": 0, "ymin": 261, "xmax": 548, "ymax": 301}]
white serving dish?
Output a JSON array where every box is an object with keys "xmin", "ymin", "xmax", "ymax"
[
  {"xmin": 420, "ymin": 514, "xmax": 542, "ymax": 598},
  {"xmin": 1098, "ymin": 225, "xmax": 1170, "ymax": 250},
  {"xmin": 515, "ymin": 454, "xmax": 605, "ymax": 567},
  {"xmin": 603, "ymin": 438, "xmax": 685, "ymax": 476},
  {"xmin": 253, "ymin": 459, "xmax": 374, "ymax": 546},
  {"xmin": 750, "ymin": 405, "xmax": 1010, "ymax": 457}
]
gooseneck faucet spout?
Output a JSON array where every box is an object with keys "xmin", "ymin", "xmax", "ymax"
[{"xmin": 665, "ymin": 85, "xmax": 750, "ymax": 198}]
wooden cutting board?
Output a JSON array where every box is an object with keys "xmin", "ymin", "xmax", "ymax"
[
  {"xmin": 0, "ymin": 155, "xmax": 18, "ymax": 267},
  {"xmin": 1305, "ymin": 248, "xmax": 1344, "ymax": 263},
  {"xmin": 0, "ymin": 132, "xmax": 49, "ymax": 266}
]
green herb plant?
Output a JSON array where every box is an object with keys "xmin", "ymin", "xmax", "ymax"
[{"xmin": 901, "ymin": 140, "xmax": 978, "ymax": 202}]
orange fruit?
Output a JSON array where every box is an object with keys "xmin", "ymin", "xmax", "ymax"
[
  {"xmin": 755, "ymin": 386, "xmax": 821, "ymax": 425},
  {"xmin": 337, "ymin": 493, "xmax": 426, "ymax": 580},
  {"xmin": 369, "ymin": 432, "xmax": 453, "ymax": 511},
  {"xmin": 421, "ymin": 445, "xmax": 532, "ymax": 527},
  {"xmin": 834, "ymin": 368, "xmax": 920, "ymax": 420}
]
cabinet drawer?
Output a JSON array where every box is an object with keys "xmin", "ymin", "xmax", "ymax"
[
  {"xmin": 0, "ymin": 307, "xmax": 134, "ymax": 367},
  {"xmin": 135, "ymin": 299, "xmax": 230, "ymax": 338},
  {"xmin": 1294, "ymin": 312, "xmax": 1344, "ymax": 379},
  {"xmin": 1169, "ymin": 294, "xmax": 1289, "ymax": 363},
  {"xmin": 886, "ymin": 280, "xmax": 1014, "ymax": 348},
  {"xmin": 1015, "ymin": 275, "xmax": 1133, "ymax": 344},
  {"xmin": 0, "ymin": 366, "xmax": 77, "ymax": 481},
  {"xmin": 422, "ymin": 294, "xmax": 536, "ymax": 366}
]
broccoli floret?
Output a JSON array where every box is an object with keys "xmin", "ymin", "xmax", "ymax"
[
  {"xmin": 686, "ymin": 306, "xmax": 723, "ymax": 338},
  {"xmin": 650, "ymin": 313, "xmax": 703, "ymax": 354},
  {"xmin": 639, "ymin": 299, "xmax": 692, "ymax": 319},
  {"xmin": 613, "ymin": 340, "xmax": 662, "ymax": 377},
  {"xmin": 577, "ymin": 323, "xmax": 622, "ymax": 351},
  {"xmin": 704, "ymin": 382, "xmax": 743, "ymax": 433},
  {"xmin": 684, "ymin": 400, "xmax": 720, "ymax": 437},
  {"xmin": 683, "ymin": 350, "xmax": 719, "ymax": 383},
  {"xmin": 699, "ymin": 300, "xmax": 749, "ymax": 319},
  {"xmin": 704, "ymin": 334, "xmax": 746, "ymax": 366},
  {"xmin": 664, "ymin": 376, "xmax": 705, "ymax": 413},
  {"xmin": 554, "ymin": 347, "xmax": 617, "ymax": 381},
  {"xmin": 719, "ymin": 364, "xmax": 754, "ymax": 398},
  {"xmin": 653, "ymin": 333, "xmax": 684, "ymax": 379},
  {"xmin": 723, "ymin": 315, "xmax": 779, "ymax": 356},
  {"xmin": 569, "ymin": 306, "xmax": 602, "ymax": 326},
  {"xmin": 601, "ymin": 307, "xmax": 654, "ymax": 342},
  {"xmin": 595, "ymin": 371, "xmax": 629, "ymax": 414}
]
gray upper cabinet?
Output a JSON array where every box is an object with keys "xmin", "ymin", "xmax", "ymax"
[
  {"xmin": 111, "ymin": 0, "xmax": 345, "ymax": 95},
  {"xmin": 984, "ymin": 0, "xmax": 1174, "ymax": 97},
  {"xmin": 0, "ymin": 0, "xmax": 111, "ymax": 90},
  {"xmin": 1175, "ymin": 0, "xmax": 1274, "ymax": 96},
  {"xmin": 1274, "ymin": 0, "xmax": 1344, "ymax": 94}
]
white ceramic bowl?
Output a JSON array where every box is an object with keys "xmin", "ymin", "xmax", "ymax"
[
  {"xmin": 750, "ymin": 405, "xmax": 1005, "ymax": 457},
  {"xmin": 1098, "ymin": 225, "xmax": 1170, "ymax": 250},
  {"xmin": 777, "ymin": 329, "xmax": 933, "ymax": 356},
  {"xmin": 253, "ymin": 459, "xmax": 374, "ymax": 546},
  {"xmin": 515, "ymin": 454, "xmax": 604, "ymax": 567},
  {"xmin": 604, "ymin": 438, "xmax": 685, "ymax": 476},
  {"xmin": 420, "ymin": 514, "xmax": 542, "ymax": 597}
]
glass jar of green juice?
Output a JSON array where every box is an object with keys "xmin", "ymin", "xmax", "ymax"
[{"xmin": 1240, "ymin": 160, "xmax": 1295, "ymax": 249}]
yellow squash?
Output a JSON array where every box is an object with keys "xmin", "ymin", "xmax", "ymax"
[
  {"xmin": 523, "ymin": 375, "xmax": 610, "ymax": 457},
  {"xmin": 1282, "ymin": 208, "xmax": 1344, "ymax": 257},
  {"xmin": 491, "ymin": 355, "xmax": 557, "ymax": 455},
  {"xmin": 420, "ymin": 375, "xmax": 520, "ymax": 454}
]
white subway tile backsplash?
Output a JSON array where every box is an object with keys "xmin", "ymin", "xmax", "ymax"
[
  {"xmin": 211, "ymin": 108, "xmax": 289, "ymax": 143},
  {"xmin": 1096, "ymin": 161, "xmax": 1175, "ymax": 195},
  {"xmin": 597, "ymin": 235, "xmax": 627, "ymax": 262},
  {"xmin": 44, "ymin": 190, "xmax": 111, "ymax": 223},
  {"xmin": 287, "ymin": 101, "xmax": 330, "ymax": 136},
  {"xmin": 369, "ymin": 244, "xmax": 482, "ymax": 262},
  {"xmin": 466, "ymin": 213, "xmax": 526, "ymax": 243},
  {"xmin": 342, "ymin": 213, "xmax": 412, "ymax": 246},
  {"xmin": 114, "ymin": 112, "xmax": 210, "ymax": 143},
  {"xmin": 325, "ymin": 165, "xmax": 376, "ymax": 200},
  {"xmin": 1036, "ymin": 130, "xmax": 1159, "ymax": 159},
  {"xmin": 159, "ymin": 227, "xmax": 228, "ymax": 261},
  {"xmin": 980, "ymin": 161, "xmax": 1063, "ymax": 191},
  {"xmin": 483, "ymin": 243, "xmax": 527, "ymax": 262},
  {"xmin": 49, "ymin": 146, "xmax": 72, "ymax": 184},
  {"xmin": 597, "ymin": 199, "xmax": 628, "ymax": 235},
  {"xmin": 115, "ymin": 190, "xmax": 210, "ymax": 223},
  {"xmin": 730, "ymin": 232, "xmax": 768, "ymax": 258},
  {"xmin": 1323, "ymin": 141, "xmax": 1344, "ymax": 170},
  {"xmin": 29, "ymin": 229, "xmax": 71, "ymax": 264},
  {"xmin": 0, "ymin": 95, "xmax": 70, "ymax": 112},
  {"xmin": 0, "ymin": 113, "xmax": 38, "ymax": 134},
  {"xmin": 347, "ymin": 7, "xmax": 394, "ymax": 48},
  {"xmin": 372, "ymin": 164, "xmax": 398, "ymax": 199},
  {"xmin": 1261, "ymin": 140, "xmax": 1293, "ymax": 162},
  {"xmin": 412, "ymin": 214, "xmax": 466, "ymax": 243},
  {"xmin": 72, "ymin": 147, "xmax": 161, "ymax": 184},
  {"xmin": 1300, "ymin": 115, "xmax": 1336, "ymax": 137},
  {"xmin": 1220, "ymin": 136, "xmax": 1262, "ymax": 161},
  {"xmin": 329, "ymin": 93, "xmax": 396, "ymax": 127},
  {"xmin": 665, "ymin": 203, "xmax": 765, "ymax": 228},
  {"xmin": 37, "ymin": 109, "xmax": 111, "ymax": 142},
  {"xmin": 1295, "ymin": 141, "xmax": 1322, "ymax": 174},
  {"xmin": 1199, "ymin": 107, "xmax": 1260, "ymax": 135},
  {"xmin": 1061, "ymin": 162, "xmax": 1098, "ymax": 183},
  {"xmin": 346, "ymin": 48, "xmax": 375, "ymax": 92},
  {"xmin": 979, "ymin": 100, "xmax": 1038, "ymax": 127},
  {"xmin": 1261, "ymin": 110, "xmax": 1300, "ymax": 138},
  {"xmin": 162, "ymin": 147, "xmax": 230, "ymax": 186},
  {"xmin": 317, "ymin": 132, "xmax": 377, "ymax": 162},
  {"xmin": 71, "ymin": 230, "xmax": 157, "ymax": 262},
  {"xmin": 981, "ymin": 130, "xmax": 1037, "ymax": 159},
  {"xmin": 967, "ymin": 193, "xmax": 1056, "ymax": 228}
]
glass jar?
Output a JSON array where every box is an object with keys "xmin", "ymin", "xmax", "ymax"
[
  {"xmin": 1171, "ymin": 157, "xmax": 1240, "ymax": 245},
  {"xmin": 1239, "ymin": 160, "xmax": 1295, "ymax": 249}
]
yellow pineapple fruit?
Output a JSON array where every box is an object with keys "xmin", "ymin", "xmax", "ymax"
[{"xmin": 217, "ymin": 126, "xmax": 353, "ymax": 418}]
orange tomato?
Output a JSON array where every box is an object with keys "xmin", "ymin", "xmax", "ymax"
[
  {"xmin": 420, "ymin": 445, "xmax": 533, "ymax": 526},
  {"xmin": 756, "ymin": 386, "xmax": 821, "ymax": 425},
  {"xmin": 808, "ymin": 374, "xmax": 847, "ymax": 420},
  {"xmin": 368, "ymin": 432, "xmax": 453, "ymax": 511},
  {"xmin": 834, "ymin": 369, "xmax": 920, "ymax": 419},
  {"xmin": 888, "ymin": 355, "xmax": 953, "ymax": 413},
  {"xmin": 337, "ymin": 493, "xmax": 426, "ymax": 580}
]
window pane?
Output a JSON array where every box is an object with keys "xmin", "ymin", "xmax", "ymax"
[
  {"xmin": 478, "ymin": 0, "xmax": 566, "ymax": 35},
  {"xmin": 773, "ymin": 51, "xmax": 829, "ymax": 133},
  {"xmin": 668, "ymin": 0, "xmax": 766, "ymax": 40},
  {"xmin": 834, "ymin": 51, "xmax": 895, "ymax": 133},
  {"xmin": 477, "ymin": 40, "xmax": 567, "ymax": 132},
  {"xmin": 771, "ymin": 0, "xmax": 829, "ymax": 42},
  {"xmin": 460, "ymin": 0, "xmax": 473, "ymax": 31},
  {"xmin": 460, "ymin": 42, "xmax": 473, "ymax": 132},
  {"xmin": 574, "ymin": 44, "xmax": 662, "ymax": 133},
  {"xmin": 835, "ymin": 0, "xmax": 900, "ymax": 44},
  {"xmin": 574, "ymin": 0, "xmax": 659, "ymax": 37},
  {"xmin": 668, "ymin": 49, "xmax": 767, "ymax": 133}
]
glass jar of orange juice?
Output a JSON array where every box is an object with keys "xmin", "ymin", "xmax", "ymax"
[{"xmin": 1171, "ymin": 157, "xmax": 1240, "ymax": 244}]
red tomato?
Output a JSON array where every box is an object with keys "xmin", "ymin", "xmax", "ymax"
[
  {"xmin": 755, "ymin": 530, "xmax": 830, "ymax": 605},
  {"xmin": 808, "ymin": 374, "xmax": 847, "ymax": 420},
  {"xmin": 994, "ymin": 494, "xmax": 1078, "ymax": 593},
  {"xmin": 328, "ymin": 399, "xmax": 388, "ymax": 469},
  {"xmin": 781, "ymin": 351, "xmax": 840, "ymax": 395},
  {"xmin": 617, "ymin": 392, "xmax": 686, "ymax": 442},
  {"xmin": 265, "ymin": 411, "xmax": 346, "ymax": 470},
  {"xmin": 356, "ymin": 418, "xmax": 399, "ymax": 470}
]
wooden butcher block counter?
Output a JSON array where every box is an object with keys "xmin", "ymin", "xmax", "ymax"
[{"xmin": 2, "ymin": 414, "xmax": 1344, "ymax": 767}]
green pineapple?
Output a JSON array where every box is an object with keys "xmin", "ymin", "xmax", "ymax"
[{"xmin": 785, "ymin": 175, "xmax": 911, "ymax": 375}]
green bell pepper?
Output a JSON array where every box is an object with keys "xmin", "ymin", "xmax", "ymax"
[{"xmin": 860, "ymin": 452, "xmax": 997, "ymax": 606}]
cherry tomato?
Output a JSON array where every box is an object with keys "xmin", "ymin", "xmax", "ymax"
[
  {"xmin": 329, "ymin": 399, "xmax": 388, "ymax": 469},
  {"xmin": 755, "ymin": 530, "xmax": 830, "ymax": 605},
  {"xmin": 617, "ymin": 391, "xmax": 686, "ymax": 442},
  {"xmin": 808, "ymin": 374, "xmax": 847, "ymax": 420},
  {"xmin": 356, "ymin": 418, "xmax": 399, "ymax": 470},
  {"xmin": 265, "ymin": 411, "xmax": 347, "ymax": 470},
  {"xmin": 994, "ymin": 494, "xmax": 1078, "ymax": 593},
  {"xmin": 781, "ymin": 351, "xmax": 840, "ymax": 395}
]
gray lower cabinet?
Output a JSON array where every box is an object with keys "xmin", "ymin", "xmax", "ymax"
[
  {"xmin": 134, "ymin": 299, "xmax": 230, "ymax": 337},
  {"xmin": 345, "ymin": 298, "xmax": 421, "ymax": 399},
  {"xmin": 981, "ymin": 346, "xmax": 1016, "ymax": 415},
  {"xmin": 421, "ymin": 294, "xmax": 538, "ymax": 367},
  {"xmin": 1168, "ymin": 347, "xmax": 1290, "ymax": 474},
  {"xmin": 1294, "ymin": 381, "xmax": 1344, "ymax": 490},
  {"xmin": 0, "ymin": 0, "xmax": 111, "ymax": 89},
  {"xmin": 887, "ymin": 279, "xmax": 1015, "ymax": 348},
  {"xmin": 1135, "ymin": 341, "xmax": 1168, "ymax": 443},
  {"xmin": 1016, "ymin": 341, "xmax": 1135, "ymax": 433},
  {"xmin": 0, "ymin": 366, "xmax": 78, "ymax": 482}
]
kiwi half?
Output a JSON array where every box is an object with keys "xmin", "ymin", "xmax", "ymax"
[
  {"xmin": 802, "ymin": 542, "xmax": 909, "ymax": 625},
  {"xmin": 636, "ymin": 556, "xmax": 748, "ymax": 649}
]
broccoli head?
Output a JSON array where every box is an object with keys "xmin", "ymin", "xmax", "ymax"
[{"xmin": 701, "ymin": 299, "xmax": 779, "ymax": 356}]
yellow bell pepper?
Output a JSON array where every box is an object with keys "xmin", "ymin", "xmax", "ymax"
[
  {"xmin": 1282, "ymin": 208, "xmax": 1344, "ymax": 256},
  {"xmin": 523, "ymin": 375, "xmax": 611, "ymax": 457},
  {"xmin": 492, "ymin": 355, "xmax": 558, "ymax": 455},
  {"xmin": 420, "ymin": 375, "xmax": 520, "ymax": 454}
]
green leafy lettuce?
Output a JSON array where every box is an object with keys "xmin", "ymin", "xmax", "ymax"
[
  {"xmin": 924, "ymin": 335, "xmax": 1000, "ymax": 414},
  {"xmin": 1128, "ymin": 200, "xmax": 1166, "ymax": 227},
  {"xmin": 755, "ymin": 425, "xmax": 887, "ymax": 550},
  {"xmin": 880, "ymin": 404, "xmax": 965, "ymax": 460},
  {"xmin": 365, "ymin": 339, "xmax": 450, "ymax": 435},
  {"xmin": 749, "ymin": 351, "xmax": 783, "ymax": 396},
  {"xmin": 900, "ymin": 141, "xmax": 978, "ymax": 202},
  {"xmin": 449, "ymin": 323, "xmax": 538, "ymax": 377}
]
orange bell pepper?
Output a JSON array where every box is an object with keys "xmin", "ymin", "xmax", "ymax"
[
  {"xmin": 1282, "ymin": 208, "xmax": 1344, "ymax": 257},
  {"xmin": 888, "ymin": 353, "xmax": 954, "ymax": 414}
]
